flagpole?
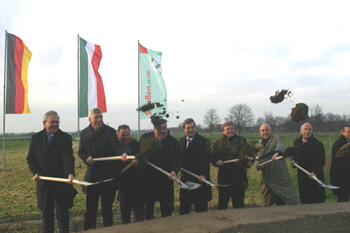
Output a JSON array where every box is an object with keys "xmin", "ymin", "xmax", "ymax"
[
  {"xmin": 77, "ymin": 34, "xmax": 81, "ymax": 167},
  {"xmin": 2, "ymin": 30, "xmax": 8, "ymax": 171},
  {"xmin": 137, "ymin": 40, "xmax": 140, "ymax": 140}
]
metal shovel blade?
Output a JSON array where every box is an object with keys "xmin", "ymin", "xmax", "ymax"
[
  {"xmin": 180, "ymin": 167, "xmax": 229, "ymax": 188},
  {"xmin": 214, "ymin": 184, "xmax": 231, "ymax": 187},
  {"xmin": 180, "ymin": 181, "xmax": 201, "ymax": 190},
  {"xmin": 203, "ymin": 180, "xmax": 230, "ymax": 187},
  {"xmin": 88, "ymin": 178, "xmax": 115, "ymax": 186},
  {"xmin": 318, "ymin": 184, "xmax": 340, "ymax": 189},
  {"xmin": 292, "ymin": 162, "xmax": 340, "ymax": 190}
]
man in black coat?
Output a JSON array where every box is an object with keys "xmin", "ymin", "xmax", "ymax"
[
  {"xmin": 330, "ymin": 124, "xmax": 350, "ymax": 202},
  {"xmin": 79, "ymin": 108, "xmax": 128, "ymax": 230},
  {"xmin": 140, "ymin": 118, "xmax": 180, "ymax": 219},
  {"xmin": 117, "ymin": 124, "xmax": 146, "ymax": 223},
  {"xmin": 179, "ymin": 118, "xmax": 212, "ymax": 214},
  {"xmin": 292, "ymin": 122, "xmax": 326, "ymax": 204},
  {"xmin": 27, "ymin": 110, "xmax": 76, "ymax": 233},
  {"xmin": 212, "ymin": 122, "xmax": 252, "ymax": 209}
]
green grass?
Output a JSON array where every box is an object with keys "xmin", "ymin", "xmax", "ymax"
[{"xmin": 0, "ymin": 132, "xmax": 340, "ymax": 232}]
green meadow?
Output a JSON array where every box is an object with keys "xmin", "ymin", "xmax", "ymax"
[{"xmin": 0, "ymin": 132, "xmax": 339, "ymax": 232}]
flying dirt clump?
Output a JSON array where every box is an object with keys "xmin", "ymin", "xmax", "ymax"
[
  {"xmin": 136, "ymin": 102, "xmax": 165, "ymax": 112},
  {"xmin": 290, "ymin": 103, "xmax": 310, "ymax": 122},
  {"xmin": 270, "ymin": 89, "xmax": 292, "ymax": 104},
  {"xmin": 136, "ymin": 100, "xmax": 182, "ymax": 120}
]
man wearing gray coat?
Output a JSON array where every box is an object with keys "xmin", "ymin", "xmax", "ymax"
[{"xmin": 255, "ymin": 124, "xmax": 299, "ymax": 206}]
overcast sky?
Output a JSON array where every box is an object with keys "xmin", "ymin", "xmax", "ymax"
[{"xmin": 0, "ymin": 0, "xmax": 349, "ymax": 134}]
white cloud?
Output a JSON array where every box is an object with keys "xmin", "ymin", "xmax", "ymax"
[{"xmin": 0, "ymin": 0, "xmax": 349, "ymax": 133}]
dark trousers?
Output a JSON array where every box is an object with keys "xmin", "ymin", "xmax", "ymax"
[
  {"xmin": 336, "ymin": 193, "xmax": 350, "ymax": 202},
  {"xmin": 336, "ymin": 187, "xmax": 350, "ymax": 203},
  {"xmin": 119, "ymin": 189, "xmax": 145, "ymax": 223},
  {"xmin": 120, "ymin": 204, "xmax": 145, "ymax": 223},
  {"xmin": 83, "ymin": 184, "xmax": 117, "ymax": 230},
  {"xmin": 218, "ymin": 188, "xmax": 245, "ymax": 210},
  {"xmin": 337, "ymin": 195, "xmax": 350, "ymax": 202},
  {"xmin": 180, "ymin": 200, "xmax": 208, "ymax": 215},
  {"xmin": 42, "ymin": 191, "xmax": 69, "ymax": 233},
  {"xmin": 145, "ymin": 198, "xmax": 173, "ymax": 220}
]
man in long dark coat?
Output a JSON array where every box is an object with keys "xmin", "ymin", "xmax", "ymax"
[
  {"xmin": 79, "ymin": 108, "xmax": 128, "ymax": 230},
  {"xmin": 117, "ymin": 124, "xmax": 146, "ymax": 223},
  {"xmin": 293, "ymin": 122, "xmax": 326, "ymax": 204},
  {"xmin": 330, "ymin": 124, "xmax": 350, "ymax": 202},
  {"xmin": 179, "ymin": 118, "xmax": 212, "ymax": 214},
  {"xmin": 141, "ymin": 118, "xmax": 180, "ymax": 219},
  {"xmin": 27, "ymin": 110, "xmax": 76, "ymax": 233}
]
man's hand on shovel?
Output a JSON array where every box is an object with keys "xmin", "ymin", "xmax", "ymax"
[
  {"xmin": 169, "ymin": 171, "xmax": 177, "ymax": 180},
  {"xmin": 216, "ymin": 160, "xmax": 224, "ymax": 166},
  {"xmin": 68, "ymin": 174, "xmax": 75, "ymax": 185},
  {"xmin": 197, "ymin": 175, "xmax": 206, "ymax": 183}
]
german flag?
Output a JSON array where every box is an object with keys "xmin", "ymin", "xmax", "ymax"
[{"xmin": 6, "ymin": 33, "xmax": 32, "ymax": 114}]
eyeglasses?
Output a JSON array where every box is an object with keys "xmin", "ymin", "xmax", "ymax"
[{"xmin": 48, "ymin": 121, "xmax": 60, "ymax": 124}]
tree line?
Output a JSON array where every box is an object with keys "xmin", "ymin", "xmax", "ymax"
[{"xmin": 170, "ymin": 103, "xmax": 350, "ymax": 136}]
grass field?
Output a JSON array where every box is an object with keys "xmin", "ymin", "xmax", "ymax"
[{"xmin": 0, "ymin": 132, "xmax": 340, "ymax": 232}]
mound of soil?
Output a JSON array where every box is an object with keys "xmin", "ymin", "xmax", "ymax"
[{"xmin": 86, "ymin": 202, "xmax": 350, "ymax": 233}]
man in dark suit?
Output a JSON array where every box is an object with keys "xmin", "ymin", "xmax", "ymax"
[
  {"xmin": 330, "ymin": 124, "xmax": 350, "ymax": 202},
  {"xmin": 117, "ymin": 124, "xmax": 146, "ymax": 223},
  {"xmin": 293, "ymin": 122, "xmax": 326, "ymax": 204},
  {"xmin": 79, "ymin": 108, "xmax": 128, "ymax": 230},
  {"xmin": 179, "ymin": 118, "xmax": 212, "ymax": 214},
  {"xmin": 27, "ymin": 110, "xmax": 77, "ymax": 233},
  {"xmin": 140, "ymin": 117, "xmax": 180, "ymax": 219}
]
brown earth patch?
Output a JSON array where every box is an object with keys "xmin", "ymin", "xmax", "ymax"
[{"xmin": 84, "ymin": 203, "xmax": 350, "ymax": 233}]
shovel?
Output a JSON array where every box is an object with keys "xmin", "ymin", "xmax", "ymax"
[
  {"xmin": 147, "ymin": 162, "xmax": 201, "ymax": 190},
  {"xmin": 180, "ymin": 167, "xmax": 230, "ymax": 187},
  {"xmin": 92, "ymin": 155, "xmax": 135, "ymax": 162},
  {"xmin": 222, "ymin": 158, "xmax": 239, "ymax": 164},
  {"xmin": 256, "ymin": 148, "xmax": 298, "ymax": 166},
  {"xmin": 223, "ymin": 155, "xmax": 255, "ymax": 164},
  {"xmin": 39, "ymin": 176, "xmax": 114, "ymax": 186},
  {"xmin": 291, "ymin": 162, "xmax": 340, "ymax": 189},
  {"xmin": 258, "ymin": 155, "xmax": 284, "ymax": 166}
]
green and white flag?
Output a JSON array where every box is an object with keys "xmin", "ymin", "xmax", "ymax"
[{"xmin": 139, "ymin": 43, "xmax": 167, "ymax": 119}]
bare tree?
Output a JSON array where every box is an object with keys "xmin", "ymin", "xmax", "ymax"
[
  {"xmin": 204, "ymin": 108, "xmax": 221, "ymax": 139},
  {"xmin": 263, "ymin": 112, "xmax": 276, "ymax": 128},
  {"xmin": 275, "ymin": 116, "xmax": 286, "ymax": 132},
  {"xmin": 342, "ymin": 114, "xmax": 350, "ymax": 122},
  {"xmin": 310, "ymin": 104, "xmax": 324, "ymax": 135},
  {"xmin": 224, "ymin": 104, "xmax": 254, "ymax": 135},
  {"xmin": 256, "ymin": 117, "xmax": 265, "ymax": 127}
]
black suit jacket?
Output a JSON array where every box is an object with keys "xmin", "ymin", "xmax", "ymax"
[
  {"xmin": 179, "ymin": 133, "xmax": 212, "ymax": 202},
  {"xmin": 330, "ymin": 135, "xmax": 350, "ymax": 194},
  {"xmin": 27, "ymin": 128, "xmax": 76, "ymax": 211},
  {"xmin": 79, "ymin": 124, "xmax": 128, "ymax": 185}
]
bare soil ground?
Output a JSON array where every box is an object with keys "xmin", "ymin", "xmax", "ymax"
[{"xmin": 85, "ymin": 202, "xmax": 350, "ymax": 233}]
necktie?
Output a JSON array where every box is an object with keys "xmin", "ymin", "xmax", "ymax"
[
  {"xmin": 186, "ymin": 138, "xmax": 191, "ymax": 149},
  {"xmin": 48, "ymin": 134, "xmax": 53, "ymax": 143}
]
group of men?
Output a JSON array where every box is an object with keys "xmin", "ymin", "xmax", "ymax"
[{"xmin": 26, "ymin": 108, "xmax": 350, "ymax": 232}]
